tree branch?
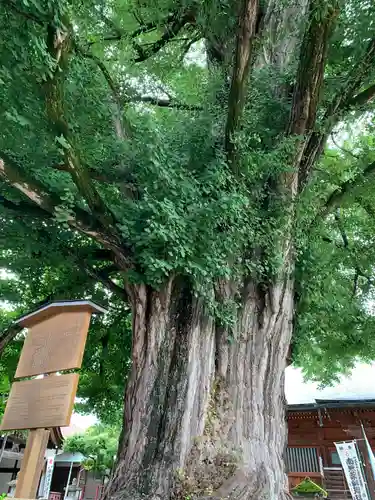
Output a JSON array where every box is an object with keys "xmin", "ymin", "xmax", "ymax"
[
  {"xmin": 286, "ymin": 0, "xmax": 338, "ymax": 189},
  {"xmin": 87, "ymin": 13, "xmax": 176, "ymax": 46},
  {"xmin": 2, "ymin": 0, "xmax": 46, "ymax": 25},
  {"xmin": 0, "ymin": 152, "xmax": 60, "ymax": 214},
  {"xmin": 322, "ymin": 160, "xmax": 375, "ymax": 216},
  {"xmin": 45, "ymin": 22, "xmax": 126, "ymax": 245},
  {"xmin": 79, "ymin": 46, "xmax": 200, "ymax": 139},
  {"xmin": 224, "ymin": 0, "xmax": 260, "ymax": 171},
  {"xmin": 301, "ymin": 38, "xmax": 375, "ymax": 183},
  {"xmin": 77, "ymin": 47, "xmax": 131, "ymax": 140},
  {"xmin": 330, "ymin": 133, "xmax": 359, "ymax": 159},
  {"xmin": 334, "ymin": 209, "xmax": 349, "ymax": 248},
  {"xmin": 0, "ymin": 194, "xmax": 52, "ymax": 219},
  {"xmin": 287, "ymin": 1, "xmax": 338, "ymax": 137},
  {"xmin": 347, "ymin": 83, "xmax": 375, "ymax": 109},
  {"xmin": 336, "ymin": 38, "xmax": 375, "ymax": 112},
  {"xmin": 50, "ymin": 161, "xmax": 132, "ymax": 184},
  {"xmin": 334, "ymin": 208, "xmax": 373, "ymax": 292},
  {"xmin": 84, "ymin": 265, "xmax": 128, "ymax": 301},
  {"xmin": 0, "ymin": 153, "xmax": 123, "ymax": 250},
  {"xmin": 81, "ymin": 249, "xmax": 114, "ymax": 261},
  {"xmin": 319, "ymin": 211, "xmax": 372, "ymax": 298},
  {"xmin": 133, "ymin": 12, "xmax": 194, "ymax": 62},
  {"xmin": 130, "ymin": 95, "xmax": 202, "ymax": 111},
  {"xmin": 0, "ymin": 324, "xmax": 22, "ymax": 357}
]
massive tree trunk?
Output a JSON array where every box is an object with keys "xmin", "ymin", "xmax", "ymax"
[{"xmin": 105, "ymin": 274, "xmax": 294, "ymax": 500}]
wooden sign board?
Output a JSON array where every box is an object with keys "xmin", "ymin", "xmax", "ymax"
[
  {"xmin": 15, "ymin": 311, "xmax": 91, "ymax": 378},
  {"xmin": 0, "ymin": 373, "xmax": 79, "ymax": 430}
]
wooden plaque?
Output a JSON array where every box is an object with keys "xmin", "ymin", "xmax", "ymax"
[
  {"xmin": 15, "ymin": 311, "xmax": 91, "ymax": 378},
  {"xmin": 0, "ymin": 373, "xmax": 79, "ymax": 430}
]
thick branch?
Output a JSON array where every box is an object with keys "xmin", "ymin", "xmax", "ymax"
[
  {"xmin": 51, "ymin": 163, "xmax": 113, "ymax": 183},
  {"xmin": 2, "ymin": 0, "xmax": 46, "ymax": 25},
  {"xmin": 322, "ymin": 160, "xmax": 375, "ymax": 216},
  {"xmin": 287, "ymin": 1, "xmax": 338, "ymax": 137},
  {"xmin": 130, "ymin": 96, "xmax": 202, "ymax": 111},
  {"xmin": 301, "ymin": 38, "xmax": 375, "ymax": 182},
  {"xmin": 0, "ymin": 324, "xmax": 22, "ymax": 357},
  {"xmin": 84, "ymin": 265, "xmax": 128, "ymax": 301},
  {"xmin": 133, "ymin": 12, "xmax": 194, "ymax": 62},
  {"xmin": 0, "ymin": 152, "xmax": 60, "ymax": 214},
  {"xmin": 334, "ymin": 209, "xmax": 373, "ymax": 291},
  {"xmin": 347, "ymin": 83, "xmax": 375, "ymax": 109},
  {"xmin": 45, "ymin": 23, "xmax": 124, "ymax": 238},
  {"xmin": 286, "ymin": 0, "xmax": 338, "ymax": 190},
  {"xmin": 81, "ymin": 248, "xmax": 114, "ymax": 261},
  {"xmin": 87, "ymin": 13, "xmax": 176, "ymax": 46},
  {"xmin": 224, "ymin": 0, "xmax": 260, "ymax": 169},
  {"xmin": 0, "ymin": 153, "xmax": 121, "ymax": 248},
  {"xmin": 336, "ymin": 39, "xmax": 375, "ymax": 113},
  {"xmin": 78, "ymin": 47, "xmax": 131, "ymax": 139},
  {"xmin": 50, "ymin": 162, "xmax": 139, "ymax": 203},
  {"xmin": 0, "ymin": 194, "xmax": 52, "ymax": 219}
]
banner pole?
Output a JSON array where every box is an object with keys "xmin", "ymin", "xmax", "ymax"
[{"xmin": 358, "ymin": 427, "xmax": 375, "ymax": 499}]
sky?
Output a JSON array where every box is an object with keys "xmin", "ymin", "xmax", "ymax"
[
  {"xmin": 285, "ymin": 362, "xmax": 375, "ymax": 404},
  {"xmin": 67, "ymin": 362, "xmax": 375, "ymax": 434}
]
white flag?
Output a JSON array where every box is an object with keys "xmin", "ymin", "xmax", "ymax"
[
  {"xmin": 43, "ymin": 455, "xmax": 55, "ymax": 499},
  {"xmin": 335, "ymin": 441, "xmax": 369, "ymax": 500}
]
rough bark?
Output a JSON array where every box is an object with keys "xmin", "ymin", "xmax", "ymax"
[
  {"xmin": 104, "ymin": 273, "xmax": 294, "ymax": 500},
  {"xmin": 225, "ymin": 0, "xmax": 260, "ymax": 167}
]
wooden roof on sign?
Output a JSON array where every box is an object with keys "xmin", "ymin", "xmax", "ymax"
[{"xmin": 15, "ymin": 300, "xmax": 106, "ymax": 329}]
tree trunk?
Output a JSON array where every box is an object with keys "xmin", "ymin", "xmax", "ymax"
[{"xmin": 105, "ymin": 275, "xmax": 294, "ymax": 500}]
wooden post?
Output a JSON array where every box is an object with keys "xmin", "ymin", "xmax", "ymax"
[
  {"xmin": 357, "ymin": 437, "xmax": 375, "ymax": 500},
  {"xmin": 15, "ymin": 429, "xmax": 50, "ymax": 499}
]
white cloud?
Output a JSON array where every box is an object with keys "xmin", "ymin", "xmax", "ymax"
[
  {"xmin": 71, "ymin": 413, "xmax": 97, "ymax": 429},
  {"xmin": 285, "ymin": 362, "xmax": 375, "ymax": 404}
]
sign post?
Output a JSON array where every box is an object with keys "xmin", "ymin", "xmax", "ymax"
[
  {"xmin": 15, "ymin": 429, "xmax": 50, "ymax": 499},
  {"xmin": 0, "ymin": 300, "xmax": 106, "ymax": 500}
]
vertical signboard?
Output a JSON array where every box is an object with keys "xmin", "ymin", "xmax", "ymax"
[
  {"xmin": 43, "ymin": 455, "xmax": 55, "ymax": 500},
  {"xmin": 0, "ymin": 300, "xmax": 106, "ymax": 500},
  {"xmin": 335, "ymin": 441, "xmax": 370, "ymax": 500}
]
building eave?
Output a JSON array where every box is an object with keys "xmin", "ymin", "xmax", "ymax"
[{"xmin": 288, "ymin": 398, "xmax": 375, "ymax": 414}]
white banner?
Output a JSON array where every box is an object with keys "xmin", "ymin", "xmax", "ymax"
[
  {"xmin": 335, "ymin": 441, "xmax": 369, "ymax": 500},
  {"xmin": 43, "ymin": 455, "xmax": 55, "ymax": 499}
]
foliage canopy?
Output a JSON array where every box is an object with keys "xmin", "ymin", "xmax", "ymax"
[
  {"xmin": 1, "ymin": 0, "xmax": 375, "ymax": 422},
  {"xmin": 64, "ymin": 423, "xmax": 120, "ymax": 477}
]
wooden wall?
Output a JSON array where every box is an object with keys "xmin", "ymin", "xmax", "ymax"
[
  {"xmin": 288, "ymin": 408, "xmax": 375, "ymax": 451},
  {"xmin": 287, "ymin": 406, "xmax": 375, "ymax": 489}
]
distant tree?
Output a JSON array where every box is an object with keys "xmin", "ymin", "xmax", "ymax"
[
  {"xmin": 1, "ymin": 0, "xmax": 375, "ymax": 499},
  {"xmin": 64, "ymin": 424, "xmax": 120, "ymax": 479}
]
